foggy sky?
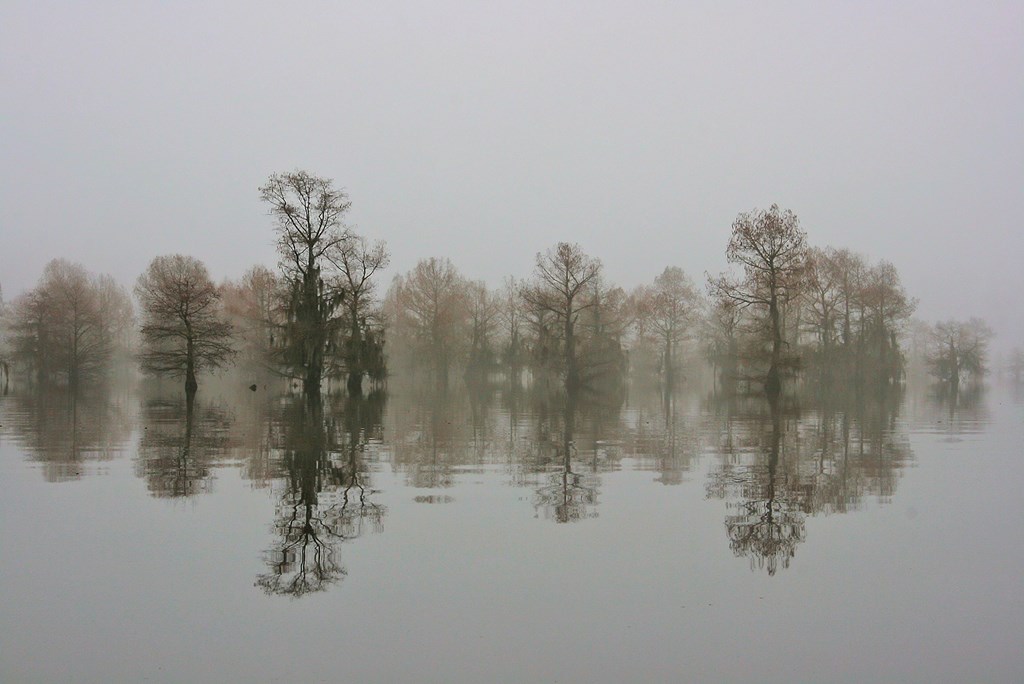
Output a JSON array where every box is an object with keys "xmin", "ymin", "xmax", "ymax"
[{"xmin": 2, "ymin": 1, "xmax": 1022, "ymax": 348}]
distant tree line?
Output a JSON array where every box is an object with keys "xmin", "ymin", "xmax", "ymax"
[{"xmin": 0, "ymin": 171, "xmax": 1007, "ymax": 398}]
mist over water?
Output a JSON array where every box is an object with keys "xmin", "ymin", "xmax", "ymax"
[
  {"xmin": 2, "ymin": 374, "xmax": 1021, "ymax": 682},
  {"xmin": 2, "ymin": 3, "xmax": 1023, "ymax": 680}
]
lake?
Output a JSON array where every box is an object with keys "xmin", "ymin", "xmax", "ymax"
[{"xmin": 1, "ymin": 379, "xmax": 1022, "ymax": 683}]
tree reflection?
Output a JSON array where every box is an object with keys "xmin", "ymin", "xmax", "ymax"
[
  {"xmin": 721, "ymin": 400, "xmax": 805, "ymax": 575},
  {"xmin": 707, "ymin": 385, "xmax": 913, "ymax": 574},
  {"xmin": 626, "ymin": 388, "xmax": 703, "ymax": 486},
  {"xmin": 136, "ymin": 393, "xmax": 232, "ymax": 497},
  {"xmin": 531, "ymin": 395, "xmax": 601, "ymax": 523},
  {"xmin": 257, "ymin": 394, "xmax": 385, "ymax": 597},
  {"xmin": 388, "ymin": 384, "xmax": 467, "ymax": 490},
  {"xmin": 2, "ymin": 386, "xmax": 132, "ymax": 481}
]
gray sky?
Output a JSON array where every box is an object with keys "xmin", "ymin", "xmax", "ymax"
[{"xmin": 2, "ymin": 1, "xmax": 1022, "ymax": 348}]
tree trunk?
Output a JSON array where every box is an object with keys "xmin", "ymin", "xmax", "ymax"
[
  {"xmin": 766, "ymin": 294, "xmax": 782, "ymax": 397},
  {"xmin": 948, "ymin": 337, "xmax": 960, "ymax": 393},
  {"xmin": 347, "ymin": 298, "xmax": 363, "ymax": 395},
  {"xmin": 304, "ymin": 363, "xmax": 321, "ymax": 397},
  {"xmin": 300, "ymin": 260, "xmax": 324, "ymax": 397},
  {"xmin": 664, "ymin": 334, "xmax": 674, "ymax": 389},
  {"xmin": 565, "ymin": 312, "xmax": 579, "ymax": 392},
  {"xmin": 185, "ymin": 336, "xmax": 198, "ymax": 396}
]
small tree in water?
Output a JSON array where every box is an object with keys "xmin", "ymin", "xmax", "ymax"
[{"xmin": 135, "ymin": 254, "xmax": 235, "ymax": 395}]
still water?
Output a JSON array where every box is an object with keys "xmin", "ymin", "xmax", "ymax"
[{"xmin": 1, "ymin": 380, "xmax": 1021, "ymax": 683}]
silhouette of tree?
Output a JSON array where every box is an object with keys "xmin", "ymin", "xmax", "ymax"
[
  {"xmin": 520, "ymin": 242, "xmax": 602, "ymax": 392},
  {"xmin": 465, "ymin": 280, "xmax": 501, "ymax": 378},
  {"xmin": 498, "ymin": 276, "xmax": 526, "ymax": 373},
  {"xmin": 802, "ymin": 247, "xmax": 844, "ymax": 369},
  {"xmin": 135, "ymin": 254, "xmax": 235, "ymax": 396},
  {"xmin": 331, "ymin": 234, "xmax": 389, "ymax": 394},
  {"xmin": 702, "ymin": 296, "xmax": 742, "ymax": 392},
  {"xmin": 1008, "ymin": 347, "xmax": 1024, "ymax": 384},
  {"xmin": 709, "ymin": 205, "xmax": 807, "ymax": 396},
  {"xmin": 260, "ymin": 170, "xmax": 352, "ymax": 396},
  {"xmin": 576, "ymin": 278, "xmax": 630, "ymax": 391}
]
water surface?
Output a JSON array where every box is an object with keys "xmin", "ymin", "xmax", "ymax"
[{"xmin": 1, "ymin": 381, "xmax": 1021, "ymax": 682}]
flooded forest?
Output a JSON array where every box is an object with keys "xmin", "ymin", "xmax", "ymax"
[{"xmin": 2, "ymin": 172, "xmax": 1022, "ymax": 682}]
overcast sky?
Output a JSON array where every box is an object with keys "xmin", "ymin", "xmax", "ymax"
[{"xmin": 2, "ymin": 1, "xmax": 1022, "ymax": 348}]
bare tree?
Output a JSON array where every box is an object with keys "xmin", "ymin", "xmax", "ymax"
[
  {"xmin": 329, "ymin": 234, "xmax": 389, "ymax": 394},
  {"xmin": 709, "ymin": 205, "xmax": 807, "ymax": 395},
  {"xmin": 634, "ymin": 266, "xmax": 701, "ymax": 387},
  {"xmin": 859, "ymin": 260, "xmax": 916, "ymax": 384},
  {"xmin": 802, "ymin": 247, "xmax": 843, "ymax": 358},
  {"xmin": 702, "ymin": 296, "xmax": 743, "ymax": 390},
  {"xmin": 387, "ymin": 257, "xmax": 469, "ymax": 385},
  {"xmin": 7, "ymin": 259, "xmax": 132, "ymax": 388},
  {"xmin": 830, "ymin": 248, "xmax": 866, "ymax": 351},
  {"xmin": 520, "ymin": 242, "xmax": 602, "ymax": 391},
  {"xmin": 927, "ymin": 318, "xmax": 993, "ymax": 391},
  {"xmin": 498, "ymin": 276, "xmax": 525, "ymax": 372},
  {"xmin": 221, "ymin": 264, "xmax": 283, "ymax": 371},
  {"xmin": 465, "ymin": 280, "xmax": 501, "ymax": 377},
  {"xmin": 135, "ymin": 254, "xmax": 235, "ymax": 395},
  {"xmin": 8, "ymin": 287, "xmax": 55, "ymax": 382},
  {"xmin": 576, "ymin": 277, "xmax": 630, "ymax": 388},
  {"xmin": 260, "ymin": 170, "xmax": 352, "ymax": 396}
]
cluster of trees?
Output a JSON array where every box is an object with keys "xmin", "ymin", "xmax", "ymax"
[
  {"xmin": 384, "ymin": 206, "xmax": 925, "ymax": 398},
  {"xmin": 2, "ymin": 259, "xmax": 133, "ymax": 388},
  {"xmin": 707, "ymin": 205, "xmax": 921, "ymax": 395},
  {"xmin": 1, "ymin": 171, "xmax": 390, "ymax": 399},
  {"xmin": 378, "ymin": 253, "xmax": 623, "ymax": 393},
  {"xmin": 0, "ymin": 174, "xmax": 1006, "ymax": 398},
  {"xmin": 385, "ymin": 245, "xmax": 697, "ymax": 395}
]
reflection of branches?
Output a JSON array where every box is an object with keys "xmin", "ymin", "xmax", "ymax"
[
  {"xmin": 257, "ymin": 500, "xmax": 345, "ymax": 597},
  {"xmin": 710, "ymin": 401, "xmax": 806, "ymax": 575},
  {"xmin": 389, "ymin": 387, "xmax": 462, "ymax": 489},
  {"xmin": 257, "ymin": 395, "xmax": 385, "ymax": 597},
  {"xmin": 707, "ymin": 388, "xmax": 914, "ymax": 574},
  {"xmin": 533, "ymin": 458, "xmax": 599, "ymax": 523},
  {"xmin": 627, "ymin": 391, "xmax": 703, "ymax": 486},
  {"xmin": 3, "ymin": 388, "xmax": 132, "ymax": 482},
  {"xmin": 136, "ymin": 394, "xmax": 232, "ymax": 498},
  {"xmin": 724, "ymin": 440, "xmax": 806, "ymax": 576},
  {"xmin": 532, "ymin": 399, "xmax": 600, "ymax": 523}
]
